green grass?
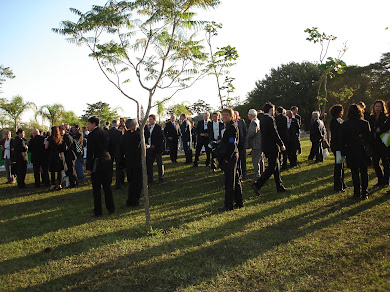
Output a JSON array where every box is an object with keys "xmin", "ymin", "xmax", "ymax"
[{"xmin": 1, "ymin": 138, "xmax": 389, "ymax": 291}]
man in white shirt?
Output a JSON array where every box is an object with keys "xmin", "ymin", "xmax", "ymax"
[
  {"xmin": 193, "ymin": 112, "xmax": 211, "ymax": 167},
  {"xmin": 0, "ymin": 131, "xmax": 15, "ymax": 183}
]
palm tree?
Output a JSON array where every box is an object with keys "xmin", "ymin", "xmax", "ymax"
[
  {"xmin": 0, "ymin": 95, "xmax": 36, "ymax": 133},
  {"xmin": 38, "ymin": 104, "xmax": 65, "ymax": 127}
]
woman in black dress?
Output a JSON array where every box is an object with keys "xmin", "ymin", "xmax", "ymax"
[
  {"xmin": 368, "ymin": 100, "xmax": 389, "ymax": 187},
  {"xmin": 329, "ymin": 104, "xmax": 346, "ymax": 192},
  {"xmin": 45, "ymin": 126, "xmax": 64, "ymax": 190},
  {"xmin": 342, "ymin": 104, "xmax": 372, "ymax": 199}
]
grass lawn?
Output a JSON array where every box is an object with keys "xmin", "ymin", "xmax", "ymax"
[{"xmin": 1, "ymin": 138, "xmax": 389, "ymax": 291}]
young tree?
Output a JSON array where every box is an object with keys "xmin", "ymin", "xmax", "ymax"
[
  {"xmin": 54, "ymin": 0, "xmax": 221, "ymax": 229},
  {"xmin": 38, "ymin": 103, "xmax": 65, "ymax": 127},
  {"xmin": 0, "ymin": 95, "xmax": 36, "ymax": 133}
]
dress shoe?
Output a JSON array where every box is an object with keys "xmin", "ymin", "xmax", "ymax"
[
  {"xmin": 218, "ymin": 206, "xmax": 233, "ymax": 212},
  {"xmin": 192, "ymin": 163, "xmax": 198, "ymax": 167},
  {"xmin": 90, "ymin": 213, "xmax": 102, "ymax": 217},
  {"xmin": 361, "ymin": 192, "xmax": 369, "ymax": 200},
  {"xmin": 349, "ymin": 194, "xmax": 360, "ymax": 200},
  {"xmin": 234, "ymin": 203, "xmax": 244, "ymax": 209},
  {"xmin": 157, "ymin": 178, "xmax": 164, "ymax": 184},
  {"xmin": 277, "ymin": 187, "xmax": 287, "ymax": 193},
  {"xmin": 251, "ymin": 183, "xmax": 260, "ymax": 196},
  {"xmin": 334, "ymin": 189, "xmax": 346, "ymax": 193}
]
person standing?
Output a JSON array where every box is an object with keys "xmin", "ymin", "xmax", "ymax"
[
  {"xmin": 209, "ymin": 112, "xmax": 224, "ymax": 171},
  {"xmin": 180, "ymin": 113, "xmax": 192, "ymax": 164},
  {"xmin": 13, "ymin": 129, "xmax": 28, "ymax": 188},
  {"xmin": 275, "ymin": 107, "xmax": 289, "ymax": 170},
  {"xmin": 291, "ymin": 106, "xmax": 302, "ymax": 154},
  {"xmin": 164, "ymin": 114, "xmax": 180, "ymax": 164},
  {"xmin": 234, "ymin": 111, "xmax": 247, "ymax": 178},
  {"xmin": 357, "ymin": 101, "xmax": 371, "ymax": 121},
  {"xmin": 286, "ymin": 110, "xmax": 300, "ymax": 168},
  {"xmin": 218, "ymin": 108, "xmax": 243, "ymax": 211},
  {"xmin": 29, "ymin": 129, "xmax": 49, "ymax": 188},
  {"xmin": 45, "ymin": 126, "xmax": 65, "ymax": 191},
  {"xmin": 193, "ymin": 112, "xmax": 211, "ymax": 167},
  {"xmin": 341, "ymin": 104, "xmax": 372, "ymax": 200},
  {"xmin": 71, "ymin": 125, "xmax": 85, "ymax": 183},
  {"xmin": 0, "ymin": 131, "xmax": 15, "ymax": 184},
  {"xmin": 60, "ymin": 125, "xmax": 77, "ymax": 188},
  {"xmin": 108, "ymin": 120, "xmax": 124, "ymax": 189},
  {"xmin": 86, "ymin": 116, "xmax": 115, "ymax": 217},
  {"xmin": 329, "ymin": 104, "xmax": 346, "ymax": 192},
  {"xmin": 308, "ymin": 111, "xmax": 325, "ymax": 163},
  {"xmin": 252, "ymin": 103, "xmax": 286, "ymax": 195},
  {"xmin": 121, "ymin": 119, "xmax": 143, "ymax": 206},
  {"xmin": 145, "ymin": 114, "xmax": 164, "ymax": 184},
  {"xmin": 247, "ymin": 109, "xmax": 264, "ymax": 180}
]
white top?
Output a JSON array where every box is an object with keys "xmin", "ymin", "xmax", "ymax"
[
  {"xmin": 203, "ymin": 120, "xmax": 208, "ymax": 130},
  {"xmin": 4, "ymin": 139, "xmax": 11, "ymax": 159},
  {"xmin": 148, "ymin": 124, "xmax": 155, "ymax": 145},
  {"xmin": 213, "ymin": 121, "xmax": 220, "ymax": 140}
]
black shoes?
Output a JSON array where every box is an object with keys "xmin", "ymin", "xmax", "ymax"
[
  {"xmin": 277, "ymin": 186, "xmax": 287, "ymax": 193},
  {"xmin": 234, "ymin": 203, "xmax": 244, "ymax": 209},
  {"xmin": 90, "ymin": 213, "xmax": 102, "ymax": 217},
  {"xmin": 251, "ymin": 183, "xmax": 260, "ymax": 196},
  {"xmin": 218, "ymin": 206, "xmax": 233, "ymax": 212}
]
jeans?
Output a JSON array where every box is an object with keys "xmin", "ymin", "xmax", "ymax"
[{"xmin": 75, "ymin": 156, "xmax": 85, "ymax": 181}]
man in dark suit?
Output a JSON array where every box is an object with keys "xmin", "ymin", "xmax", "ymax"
[
  {"xmin": 180, "ymin": 113, "xmax": 192, "ymax": 164},
  {"xmin": 286, "ymin": 110, "xmax": 300, "ymax": 167},
  {"xmin": 108, "ymin": 120, "xmax": 124, "ymax": 189},
  {"xmin": 193, "ymin": 112, "xmax": 211, "ymax": 167},
  {"xmin": 291, "ymin": 106, "xmax": 302, "ymax": 154},
  {"xmin": 121, "ymin": 119, "xmax": 143, "ymax": 206},
  {"xmin": 13, "ymin": 129, "xmax": 28, "ymax": 188},
  {"xmin": 209, "ymin": 112, "xmax": 224, "ymax": 171},
  {"xmin": 275, "ymin": 107, "xmax": 289, "ymax": 170},
  {"xmin": 252, "ymin": 103, "xmax": 286, "ymax": 195},
  {"xmin": 29, "ymin": 129, "xmax": 49, "ymax": 187},
  {"xmin": 145, "ymin": 114, "xmax": 164, "ymax": 184},
  {"xmin": 308, "ymin": 111, "xmax": 326, "ymax": 163},
  {"xmin": 164, "ymin": 114, "xmax": 180, "ymax": 164},
  {"xmin": 233, "ymin": 111, "xmax": 247, "ymax": 178},
  {"xmin": 86, "ymin": 116, "xmax": 115, "ymax": 217},
  {"xmin": 60, "ymin": 125, "xmax": 77, "ymax": 188}
]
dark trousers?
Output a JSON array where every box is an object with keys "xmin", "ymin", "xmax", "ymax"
[
  {"xmin": 50, "ymin": 171, "xmax": 63, "ymax": 186},
  {"xmin": 33, "ymin": 161, "xmax": 49, "ymax": 187},
  {"xmin": 333, "ymin": 155, "xmax": 345, "ymax": 191},
  {"xmin": 112, "ymin": 157, "xmax": 125, "ymax": 187},
  {"xmin": 238, "ymin": 146, "xmax": 247, "ymax": 177},
  {"xmin": 183, "ymin": 140, "xmax": 193, "ymax": 163},
  {"xmin": 224, "ymin": 153, "xmax": 242, "ymax": 209},
  {"xmin": 279, "ymin": 150, "xmax": 288, "ymax": 169},
  {"xmin": 15, "ymin": 160, "xmax": 27, "ymax": 188},
  {"xmin": 308, "ymin": 141, "xmax": 323, "ymax": 162},
  {"xmin": 168, "ymin": 139, "xmax": 178, "ymax": 163},
  {"xmin": 194, "ymin": 137, "xmax": 211, "ymax": 165},
  {"xmin": 287, "ymin": 143, "xmax": 298, "ymax": 166},
  {"xmin": 372, "ymin": 153, "xmax": 390, "ymax": 184},
  {"xmin": 65, "ymin": 159, "xmax": 77, "ymax": 187},
  {"xmin": 126, "ymin": 164, "xmax": 142, "ymax": 206},
  {"xmin": 91, "ymin": 163, "xmax": 115, "ymax": 215},
  {"xmin": 351, "ymin": 166, "xmax": 368, "ymax": 196},
  {"xmin": 146, "ymin": 150, "xmax": 164, "ymax": 183},
  {"xmin": 254, "ymin": 151, "xmax": 283, "ymax": 190}
]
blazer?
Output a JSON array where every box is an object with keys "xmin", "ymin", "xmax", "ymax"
[
  {"xmin": 369, "ymin": 113, "xmax": 387, "ymax": 155},
  {"xmin": 164, "ymin": 121, "xmax": 180, "ymax": 141},
  {"xmin": 330, "ymin": 117, "xmax": 344, "ymax": 153},
  {"xmin": 260, "ymin": 114, "xmax": 284, "ymax": 154},
  {"xmin": 13, "ymin": 136, "xmax": 28, "ymax": 163},
  {"xmin": 208, "ymin": 121, "xmax": 224, "ymax": 142},
  {"xmin": 287, "ymin": 117, "xmax": 300, "ymax": 151},
  {"xmin": 29, "ymin": 135, "xmax": 47, "ymax": 163},
  {"xmin": 310, "ymin": 119, "xmax": 325, "ymax": 143},
  {"xmin": 145, "ymin": 123, "xmax": 164, "ymax": 153},
  {"xmin": 275, "ymin": 114, "xmax": 288, "ymax": 144},
  {"xmin": 180, "ymin": 119, "xmax": 192, "ymax": 143},
  {"xmin": 0, "ymin": 138, "xmax": 14, "ymax": 160},
  {"xmin": 120, "ymin": 128, "xmax": 142, "ymax": 168},
  {"xmin": 236, "ymin": 119, "xmax": 247, "ymax": 150},
  {"xmin": 86, "ymin": 126, "xmax": 111, "ymax": 172},
  {"xmin": 108, "ymin": 127, "xmax": 123, "ymax": 159},
  {"xmin": 246, "ymin": 118, "xmax": 261, "ymax": 150},
  {"xmin": 196, "ymin": 120, "xmax": 211, "ymax": 140},
  {"xmin": 219, "ymin": 120, "xmax": 239, "ymax": 161}
]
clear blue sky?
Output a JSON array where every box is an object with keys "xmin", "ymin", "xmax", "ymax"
[{"xmin": 1, "ymin": 0, "xmax": 389, "ymax": 121}]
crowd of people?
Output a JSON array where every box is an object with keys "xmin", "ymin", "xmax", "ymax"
[{"xmin": 1, "ymin": 100, "xmax": 389, "ymax": 215}]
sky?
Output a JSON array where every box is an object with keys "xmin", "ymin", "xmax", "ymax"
[{"xmin": 0, "ymin": 0, "xmax": 389, "ymax": 122}]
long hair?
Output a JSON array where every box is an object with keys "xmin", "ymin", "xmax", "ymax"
[
  {"xmin": 371, "ymin": 99, "xmax": 387, "ymax": 116},
  {"xmin": 347, "ymin": 104, "xmax": 363, "ymax": 120},
  {"xmin": 51, "ymin": 126, "xmax": 62, "ymax": 146}
]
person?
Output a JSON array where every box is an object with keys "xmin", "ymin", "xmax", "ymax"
[
  {"xmin": 329, "ymin": 104, "xmax": 346, "ymax": 192},
  {"xmin": 285, "ymin": 110, "xmax": 300, "ymax": 167},
  {"xmin": 0, "ymin": 130, "xmax": 15, "ymax": 184},
  {"xmin": 218, "ymin": 108, "xmax": 243, "ymax": 211},
  {"xmin": 291, "ymin": 106, "xmax": 302, "ymax": 154},
  {"xmin": 29, "ymin": 129, "xmax": 49, "ymax": 187},
  {"xmin": 308, "ymin": 111, "xmax": 326, "ymax": 163},
  {"xmin": 180, "ymin": 113, "xmax": 192, "ymax": 164},
  {"xmin": 209, "ymin": 112, "xmax": 224, "ymax": 171},
  {"xmin": 104, "ymin": 121, "xmax": 110, "ymax": 131},
  {"xmin": 45, "ymin": 126, "xmax": 65, "ymax": 191},
  {"xmin": 145, "ymin": 114, "xmax": 164, "ymax": 184},
  {"xmin": 246, "ymin": 109, "xmax": 264, "ymax": 180},
  {"xmin": 71, "ymin": 125, "xmax": 85, "ymax": 183},
  {"xmin": 13, "ymin": 129, "xmax": 28, "ymax": 188},
  {"xmin": 60, "ymin": 125, "xmax": 77, "ymax": 188},
  {"xmin": 275, "ymin": 107, "xmax": 289, "ymax": 170},
  {"xmin": 164, "ymin": 114, "xmax": 180, "ymax": 164},
  {"xmin": 357, "ymin": 101, "xmax": 371, "ymax": 121},
  {"xmin": 341, "ymin": 104, "xmax": 372, "ymax": 200},
  {"xmin": 86, "ymin": 116, "xmax": 115, "ymax": 217},
  {"xmin": 108, "ymin": 120, "xmax": 124, "ymax": 189},
  {"xmin": 252, "ymin": 102, "xmax": 286, "ymax": 195},
  {"xmin": 119, "ymin": 117, "xmax": 126, "ymax": 127},
  {"xmin": 121, "ymin": 119, "xmax": 143, "ymax": 206},
  {"xmin": 368, "ymin": 100, "xmax": 389, "ymax": 187},
  {"xmin": 234, "ymin": 111, "xmax": 247, "ymax": 178},
  {"xmin": 193, "ymin": 112, "xmax": 211, "ymax": 167}
]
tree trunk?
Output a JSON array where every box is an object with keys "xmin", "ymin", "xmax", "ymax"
[
  {"xmin": 14, "ymin": 118, "xmax": 17, "ymax": 133},
  {"xmin": 140, "ymin": 122, "xmax": 151, "ymax": 230},
  {"xmin": 322, "ymin": 74, "xmax": 328, "ymax": 116}
]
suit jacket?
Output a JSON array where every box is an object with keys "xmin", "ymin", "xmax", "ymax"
[
  {"xmin": 164, "ymin": 121, "xmax": 180, "ymax": 141},
  {"xmin": 13, "ymin": 136, "xmax": 28, "ymax": 163},
  {"xmin": 275, "ymin": 114, "xmax": 288, "ymax": 144},
  {"xmin": 246, "ymin": 118, "xmax": 261, "ymax": 150},
  {"xmin": 330, "ymin": 117, "xmax": 344, "ymax": 153},
  {"xmin": 295, "ymin": 114, "xmax": 302, "ymax": 127},
  {"xmin": 260, "ymin": 114, "xmax": 284, "ymax": 154},
  {"xmin": 196, "ymin": 120, "xmax": 211, "ymax": 140},
  {"xmin": 369, "ymin": 113, "xmax": 387, "ymax": 154},
  {"xmin": 0, "ymin": 138, "xmax": 14, "ymax": 160},
  {"xmin": 310, "ymin": 119, "xmax": 325, "ymax": 143},
  {"xmin": 220, "ymin": 120, "xmax": 239, "ymax": 161},
  {"xmin": 287, "ymin": 117, "xmax": 300, "ymax": 151},
  {"xmin": 236, "ymin": 119, "xmax": 247, "ymax": 150},
  {"xmin": 145, "ymin": 123, "xmax": 164, "ymax": 153},
  {"xmin": 63, "ymin": 133, "xmax": 76, "ymax": 162},
  {"xmin": 180, "ymin": 119, "xmax": 192, "ymax": 143},
  {"xmin": 108, "ymin": 127, "xmax": 123, "ymax": 159},
  {"xmin": 29, "ymin": 135, "xmax": 47, "ymax": 163},
  {"xmin": 120, "ymin": 129, "xmax": 141, "ymax": 168},
  {"xmin": 208, "ymin": 121, "xmax": 224, "ymax": 142},
  {"xmin": 86, "ymin": 126, "xmax": 111, "ymax": 172}
]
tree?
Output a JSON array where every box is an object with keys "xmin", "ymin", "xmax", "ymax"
[
  {"xmin": 0, "ymin": 95, "xmax": 37, "ymax": 133},
  {"xmin": 167, "ymin": 102, "xmax": 192, "ymax": 117},
  {"xmin": 62, "ymin": 110, "xmax": 83, "ymax": 126},
  {"xmin": 0, "ymin": 65, "xmax": 15, "ymax": 93},
  {"xmin": 80, "ymin": 101, "xmax": 120, "ymax": 124},
  {"xmin": 189, "ymin": 99, "xmax": 212, "ymax": 115},
  {"xmin": 155, "ymin": 100, "xmax": 167, "ymax": 123},
  {"xmin": 38, "ymin": 103, "xmax": 65, "ymax": 127},
  {"xmin": 54, "ymin": 0, "xmax": 221, "ymax": 230}
]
